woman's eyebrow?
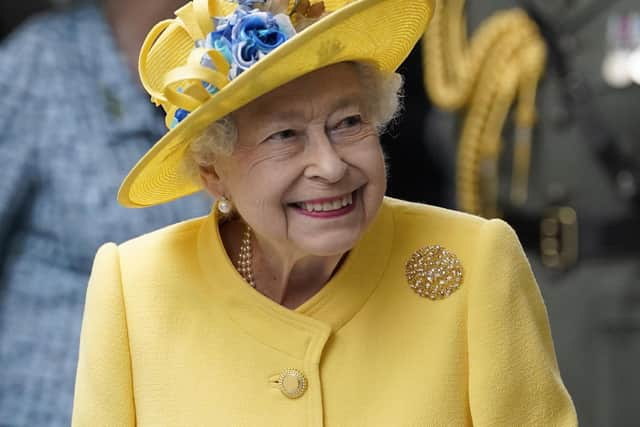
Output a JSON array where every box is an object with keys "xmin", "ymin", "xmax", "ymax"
[
  {"xmin": 260, "ymin": 110, "xmax": 307, "ymax": 123},
  {"xmin": 329, "ymin": 93, "xmax": 364, "ymax": 112}
]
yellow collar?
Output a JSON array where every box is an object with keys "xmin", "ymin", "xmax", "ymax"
[{"xmin": 197, "ymin": 199, "xmax": 394, "ymax": 356}]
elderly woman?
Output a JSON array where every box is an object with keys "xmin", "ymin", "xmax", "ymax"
[{"xmin": 72, "ymin": 0, "xmax": 577, "ymax": 425}]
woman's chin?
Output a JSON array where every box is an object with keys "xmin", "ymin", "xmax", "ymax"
[
  {"xmin": 285, "ymin": 210, "xmax": 366, "ymax": 256},
  {"xmin": 298, "ymin": 241, "xmax": 358, "ymax": 258},
  {"xmin": 289, "ymin": 226, "xmax": 362, "ymax": 257}
]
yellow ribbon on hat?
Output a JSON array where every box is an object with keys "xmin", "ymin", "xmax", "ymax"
[
  {"xmin": 192, "ymin": 0, "xmax": 217, "ymax": 37},
  {"xmin": 163, "ymin": 48, "xmax": 231, "ymax": 110},
  {"xmin": 138, "ymin": 19, "xmax": 175, "ymax": 106},
  {"xmin": 139, "ymin": 0, "xmax": 237, "ymax": 126},
  {"xmin": 176, "ymin": 0, "xmax": 230, "ymax": 40}
]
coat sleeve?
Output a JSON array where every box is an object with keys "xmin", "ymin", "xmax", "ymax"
[
  {"xmin": 72, "ymin": 243, "xmax": 136, "ymax": 426},
  {"xmin": 467, "ymin": 219, "xmax": 577, "ymax": 426}
]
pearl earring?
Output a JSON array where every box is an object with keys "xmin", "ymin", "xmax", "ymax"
[{"xmin": 218, "ymin": 196, "xmax": 232, "ymax": 214}]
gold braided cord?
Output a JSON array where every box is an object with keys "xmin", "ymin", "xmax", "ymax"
[{"xmin": 423, "ymin": 0, "xmax": 547, "ymax": 217}]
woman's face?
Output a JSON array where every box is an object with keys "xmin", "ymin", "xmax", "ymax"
[{"xmin": 205, "ymin": 63, "xmax": 387, "ymax": 257}]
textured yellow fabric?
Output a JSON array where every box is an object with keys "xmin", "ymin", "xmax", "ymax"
[{"xmin": 72, "ymin": 198, "xmax": 577, "ymax": 426}]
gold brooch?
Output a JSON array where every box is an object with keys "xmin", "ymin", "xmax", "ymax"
[{"xmin": 405, "ymin": 245, "xmax": 464, "ymax": 300}]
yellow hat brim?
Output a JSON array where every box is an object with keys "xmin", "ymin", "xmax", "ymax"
[{"xmin": 118, "ymin": 0, "xmax": 434, "ymax": 208}]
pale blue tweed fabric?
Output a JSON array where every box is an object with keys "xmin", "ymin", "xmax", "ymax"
[{"xmin": 0, "ymin": 4, "xmax": 212, "ymax": 426}]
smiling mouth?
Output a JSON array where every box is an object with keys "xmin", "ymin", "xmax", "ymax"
[
  {"xmin": 295, "ymin": 192, "xmax": 354, "ymax": 212},
  {"xmin": 289, "ymin": 190, "xmax": 358, "ymax": 218}
]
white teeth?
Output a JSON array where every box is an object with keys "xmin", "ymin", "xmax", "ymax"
[{"xmin": 298, "ymin": 193, "xmax": 355, "ymax": 212}]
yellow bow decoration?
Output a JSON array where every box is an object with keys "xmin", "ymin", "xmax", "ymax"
[
  {"xmin": 139, "ymin": 0, "xmax": 237, "ymax": 127},
  {"xmin": 162, "ymin": 48, "xmax": 231, "ymax": 110}
]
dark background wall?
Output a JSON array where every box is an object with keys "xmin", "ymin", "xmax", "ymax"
[{"xmin": 381, "ymin": 43, "xmax": 447, "ymax": 206}]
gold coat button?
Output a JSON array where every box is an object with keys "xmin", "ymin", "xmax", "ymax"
[{"xmin": 278, "ymin": 369, "xmax": 307, "ymax": 399}]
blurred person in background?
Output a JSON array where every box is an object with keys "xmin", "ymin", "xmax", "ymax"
[
  {"xmin": 423, "ymin": 1, "xmax": 640, "ymax": 426},
  {"xmin": 0, "ymin": 0, "xmax": 211, "ymax": 425}
]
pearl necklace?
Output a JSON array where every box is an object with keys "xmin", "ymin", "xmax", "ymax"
[{"xmin": 236, "ymin": 224, "xmax": 256, "ymax": 288}]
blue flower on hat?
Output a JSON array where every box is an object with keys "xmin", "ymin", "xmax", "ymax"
[
  {"xmin": 212, "ymin": 6, "xmax": 248, "ymax": 42},
  {"xmin": 202, "ymin": 31, "xmax": 234, "ymax": 94},
  {"xmin": 229, "ymin": 11, "xmax": 295, "ymax": 78},
  {"xmin": 170, "ymin": 108, "xmax": 190, "ymax": 128},
  {"xmin": 170, "ymin": 3, "xmax": 297, "ymax": 127}
]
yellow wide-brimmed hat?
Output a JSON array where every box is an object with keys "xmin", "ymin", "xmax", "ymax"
[{"xmin": 118, "ymin": 0, "xmax": 434, "ymax": 208}]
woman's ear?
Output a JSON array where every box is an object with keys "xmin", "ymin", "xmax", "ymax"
[{"xmin": 199, "ymin": 163, "xmax": 227, "ymax": 199}]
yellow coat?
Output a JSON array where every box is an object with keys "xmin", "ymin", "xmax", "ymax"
[{"xmin": 72, "ymin": 197, "xmax": 577, "ymax": 426}]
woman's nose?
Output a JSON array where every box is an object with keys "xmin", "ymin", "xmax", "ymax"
[{"xmin": 303, "ymin": 131, "xmax": 348, "ymax": 183}]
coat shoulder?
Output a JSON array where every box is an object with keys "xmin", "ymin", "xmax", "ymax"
[
  {"xmin": 118, "ymin": 215, "xmax": 207, "ymax": 266},
  {"xmin": 382, "ymin": 197, "xmax": 520, "ymax": 279},
  {"xmin": 384, "ymin": 196, "xmax": 488, "ymax": 241}
]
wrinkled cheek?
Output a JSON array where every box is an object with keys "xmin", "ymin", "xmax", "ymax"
[
  {"xmin": 370, "ymin": 146, "xmax": 388, "ymax": 192},
  {"xmin": 365, "ymin": 151, "xmax": 388, "ymax": 221},
  {"xmin": 258, "ymin": 199, "xmax": 290, "ymax": 239},
  {"xmin": 375, "ymin": 144, "xmax": 389, "ymax": 183},
  {"xmin": 252, "ymin": 198, "xmax": 280, "ymax": 224},
  {"xmin": 253, "ymin": 198, "xmax": 269, "ymax": 215},
  {"xmin": 236, "ymin": 196, "xmax": 266, "ymax": 224}
]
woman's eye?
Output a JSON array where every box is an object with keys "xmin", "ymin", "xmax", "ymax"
[
  {"xmin": 335, "ymin": 115, "xmax": 363, "ymax": 129},
  {"xmin": 267, "ymin": 129, "xmax": 297, "ymax": 141}
]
